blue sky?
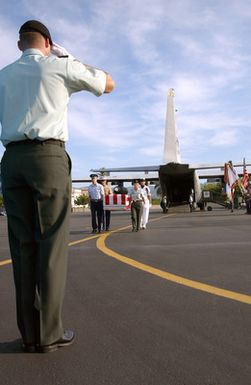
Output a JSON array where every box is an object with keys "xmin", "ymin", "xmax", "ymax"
[{"xmin": 1, "ymin": 0, "xmax": 251, "ymax": 179}]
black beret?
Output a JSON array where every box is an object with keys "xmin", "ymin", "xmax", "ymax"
[{"xmin": 19, "ymin": 20, "xmax": 53, "ymax": 45}]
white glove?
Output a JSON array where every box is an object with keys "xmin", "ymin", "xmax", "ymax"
[{"xmin": 50, "ymin": 42, "xmax": 75, "ymax": 60}]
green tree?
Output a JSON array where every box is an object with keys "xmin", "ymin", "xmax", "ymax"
[
  {"xmin": 74, "ymin": 194, "xmax": 89, "ymax": 206},
  {"xmin": 202, "ymin": 182, "xmax": 223, "ymax": 193}
]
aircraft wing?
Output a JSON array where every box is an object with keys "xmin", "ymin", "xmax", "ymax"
[
  {"xmin": 189, "ymin": 161, "xmax": 251, "ymax": 170},
  {"xmin": 196, "ymin": 169, "xmax": 225, "ymax": 179},
  {"xmin": 190, "ymin": 161, "xmax": 251, "ymax": 179},
  {"xmin": 90, "ymin": 160, "xmax": 251, "ymax": 174},
  {"xmin": 72, "ymin": 173, "xmax": 159, "ymax": 184},
  {"xmin": 90, "ymin": 165, "xmax": 160, "ymax": 173}
]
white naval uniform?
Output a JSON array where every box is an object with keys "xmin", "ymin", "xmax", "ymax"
[{"xmin": 140, "ymin": 185, "xmax": 151, "ymax": 228}]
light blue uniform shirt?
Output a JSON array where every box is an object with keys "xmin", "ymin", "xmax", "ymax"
[
  {"xmin": 0, "ymin": 48, "xmax": 106, "ymax": 146},
  {"xmin": 88, "ymin": 183, "xmax": 104, "ymax": 200}
]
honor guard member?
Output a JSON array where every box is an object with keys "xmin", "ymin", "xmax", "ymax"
[
  {"xmin": 188, "ymin": 190, "xmax": 194, "ymax": 213},
  {"xmin": 245, "ymin": 181, "xmax": 251, "ymax": 214},
  {"xmin": 88, "ymin": 174, "xmax": 105, "ymax": 233},
  {"xmin": 129, "ymin": 180, "xmax": 145, "ymax": 232},
  {"xmin": 139, "ymin": 178, "xmax": 151, "ymax": 229},
  {"xmin": 0, "ymin": 20, "xmax": 115, "ymax": 353},
  {"xmin": 99, "ymin": 176, "xmax": 112, "ymax": 231}
]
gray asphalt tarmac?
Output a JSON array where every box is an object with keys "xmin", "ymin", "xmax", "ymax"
[{"xmin": 0, "ymin": 207, "xmax": 250, "ymax": 385}]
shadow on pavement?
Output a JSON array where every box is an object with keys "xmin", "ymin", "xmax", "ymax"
[{"xmin": 0, "ymin": 339, "xmax": 23, "ymax": 354}]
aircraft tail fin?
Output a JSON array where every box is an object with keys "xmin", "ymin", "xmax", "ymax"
[{"xmin": 163, "ymin": 88, "xmax": 181, "ymax": 164}]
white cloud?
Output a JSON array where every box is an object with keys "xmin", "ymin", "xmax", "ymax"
[
  {"xmin": 68, "ymin": 95, "xmax": 142, "ymax": 149},
  {"xmin": 208, "ymin": 130, "xmax": 237, "ymax": 147},
  {"xmin": 1, "ymin": 0, "xmax": 251, "ymax": 175}
]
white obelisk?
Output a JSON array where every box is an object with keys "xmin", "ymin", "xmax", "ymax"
[{"xmin": 163, "ymin": 88, "xmax": 181, "ymax": 164}]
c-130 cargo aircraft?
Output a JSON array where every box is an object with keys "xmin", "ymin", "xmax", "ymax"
[{"xmin": 83, "ymin": 89, "xmax": 250, "ymax": 211}]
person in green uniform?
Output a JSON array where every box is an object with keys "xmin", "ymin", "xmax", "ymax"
[
  {"xmin": 0, "ymin": 20, "xmax": 115, "ymax": 353},
  {"xmin": 129, "ymin": 180, "xmax": 145, "ymax": 232}
]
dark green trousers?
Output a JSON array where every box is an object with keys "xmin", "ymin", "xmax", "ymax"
[
  {"xmin": 1, "ymin": 142, "xmax": 71, "ymax": 345},
  {"xmin": 131, "ymin": 201, "xmax": 143, "ymax": 230}
]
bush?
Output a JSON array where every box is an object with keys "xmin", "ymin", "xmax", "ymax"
[
  {"xmin": 151, "ymin": 198, "xmax": 160, "ymax": 205},
  {"xmin": 74, "ymin": 194, "xmax": 89, "ymax": 206},
  {"xmin": 203, "ymin": 182, "xmax": 223, "ymax": 194}
]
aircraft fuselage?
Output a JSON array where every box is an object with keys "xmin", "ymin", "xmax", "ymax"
[{"xmin": 159, "ymin": 163, "xmax": 199, "ymax": 207}]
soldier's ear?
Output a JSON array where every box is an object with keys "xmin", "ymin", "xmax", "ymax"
[
  {"xmin": 17, "ymin": 40, "xmax": 23, "ymax": 51},
  {"xmin": 44, "ymin": 37, "xmax": 50, "ymax": 48}
]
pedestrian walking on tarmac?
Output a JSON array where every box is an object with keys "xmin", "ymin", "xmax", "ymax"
[
  {"xmin": 99, "ymin": 176, "xmax": 113, "ymax": 231},
  {"xmin": 88, "ymin": 174, "xmax": 105, "ymax": 233},
  {"xmin": 129, "ymin": 180, "xmax": 145, "ymax": 232},
  {"xmin": 139, "ymin": 178, "xmax": 151, "ymax": 229}
]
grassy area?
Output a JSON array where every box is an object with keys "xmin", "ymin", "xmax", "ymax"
[{"xmin": 152, "ymin": 198, "xmax": 160, "ymax": 205}]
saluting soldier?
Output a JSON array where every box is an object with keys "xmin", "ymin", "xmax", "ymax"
[{"xmin": 0, "ymin": 20, "xmax": 115, "ymax": 353}]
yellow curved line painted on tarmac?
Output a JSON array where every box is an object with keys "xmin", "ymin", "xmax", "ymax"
[
  {"xmin": 0, "ymin": 225, "xmax": 132, "ymax": 267},
  {"xmin": 2, "ymin": 214, "xmax": 251, "ymax": 305},
  {"xmin": 68, "ymin": 234, "xmax": 100, "ymax": 246},
  {"xmin": 0, "ymin": 259, "xmax": 12, "ymax": 267},
  {"xmin": 68, "ymin": 225, "xmax": 133, "ymax": 246},
  {"xmin": 96, "ymin": 231, "xmax": 251, "ymax": 306}
]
